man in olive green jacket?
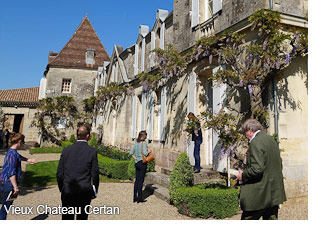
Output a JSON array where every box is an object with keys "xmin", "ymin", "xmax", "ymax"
[{"xmin": 235, "ymin": 119, "xmax": 286, "ymax": 220}]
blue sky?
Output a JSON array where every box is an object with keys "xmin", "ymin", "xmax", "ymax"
[{"xmin": 0, "ymin": 0, "xmax": 173, "ymax": 90}]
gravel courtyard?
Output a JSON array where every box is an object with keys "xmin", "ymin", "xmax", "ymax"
[{"xmin": 1, "ymin": 149, "xmax": 308, "ymax": 220}]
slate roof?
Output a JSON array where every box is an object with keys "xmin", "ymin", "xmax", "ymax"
[
  {"xmin": 45, "ymin": 16, "xmax": 110, "ymax": 72},
  {"xmin": 0, "ymin": 87, "xmax": 39, "ymax": 107}
]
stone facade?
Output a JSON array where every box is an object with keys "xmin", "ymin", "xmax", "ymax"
[
  {"xmin": 1, "ymin": 106, "xmax": 39, "ymax": 142},
  {"xmin": 95, "ymin": 0, "xmax": 309, "ymax": 203}
]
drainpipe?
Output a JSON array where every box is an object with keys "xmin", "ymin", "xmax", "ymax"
[{"xmin": 273, "ymin": 78, "xmax": 279, "ymax": 141}]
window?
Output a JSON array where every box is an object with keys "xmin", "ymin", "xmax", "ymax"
[
  {"xmin": 86, "ymin": 48, "xmax": 95, "ymax": 65},
  {"xmin": 55, "ymin": 117, "xmax": 67, "ymax": 129},
  {"xmin": 207, "ymin": 0, "xmax": 213, "ymax": 19},
  {"xmin": 61, "ymin": 79, "xmax": 71, "ymax": 93}
]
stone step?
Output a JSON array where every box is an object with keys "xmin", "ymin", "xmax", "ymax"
[
  {"xmin": 145, "ymin": 172, "xmax": 170, "ymax": 188},
  {"xmin": 194, "ymin": 177, "xmax": 226, "ymax": 186},
  {"xmin": 144, "ymin": 183, "xmax": 170, "ymax": 203},
  {"xmin": 161, "ymin": 167, "xmax": 172, "ymax": 176},
  {"xmin": 194, "ymin": 169, "xmax": 222, "ymax": 184}
]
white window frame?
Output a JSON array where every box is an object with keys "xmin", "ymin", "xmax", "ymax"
[
  {"xmin": 61, "ymin": 79, "xmax": 72, "ymax": 93},
  {"xmin": 55, "ymin": 117, "xmax": 67, "ymax": 129}
]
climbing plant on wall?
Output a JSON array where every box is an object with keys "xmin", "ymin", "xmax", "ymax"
[{"xmin": 31, "ymin": 96, "xmax": 80, "ymax": 145}]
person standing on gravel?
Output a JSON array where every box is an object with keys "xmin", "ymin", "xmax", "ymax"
[
  {"xmin": 130, "ymin": 130, "xmax": 150, "ymax": 203},
  {"xmin": 0, "ymin": 133, "xmax": 37, "ymax": 220},
  {"xmin": 56, "ymin": 124, "xmax": 99, "ymax": 220},
  {"xmin": 235, "ymin": 119, "xmax": 286, "ymax": 220}
]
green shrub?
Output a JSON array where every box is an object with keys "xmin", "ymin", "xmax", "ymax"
[
  {"xmin": 147, "ymin": 160, "xmax": 155, "ymax": 173},
  {"xmin": 29, "ymin": 147, "xmax": 63, "ymax": 154},
  {"xmin": 69, "ymin": 134, "xmax": 76, "ymax": 143},
  {"xmin": 61, "ymin": 141, "xmax": 73, "ymax": 148},
  {"xmin": 127, "ymin": 159, "xmax": 136, "ymax": 180},
  {"xmin": 88, "ymin": 137, "xmax": 99, "ymax": 148},
  {"xmin": 98, "ymin": 154, "xmax": 130, "ymax": 179},
  {"xmin": 97, "ymin": 144, "xmax": 131, "ymax": 161},
  {"xmin": 173, "ymin": 183, "xmax": 240, "ymax": 219},
  {"xmin": 169, "ymin": 152, "xmax": 194, "ymax": 202}
]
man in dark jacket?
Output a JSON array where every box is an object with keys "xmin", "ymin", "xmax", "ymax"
[
  {"xmin": 236, "ymin": 119, "xmax": 286, "ymax": 220},
  {"xmin": 56, "ymin": 124, "xmax": 99, "ymax": 220}
]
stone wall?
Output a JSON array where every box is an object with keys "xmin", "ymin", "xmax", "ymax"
[
  {"xmin": 45, "ymin": 67, "xmax": 97, "ymax": 109},
  {"xmin": 1, "ymin": 106, "xmax": 39, "ymax": 142}
]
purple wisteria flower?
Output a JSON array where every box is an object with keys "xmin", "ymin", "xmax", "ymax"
[
  {"xmin": 251, "ymin": 79, "xmax": 258, "ymax": 85},
  {"xmin": 163, "ymin": 69, "xmax": 167, "ymax": 78},
  {"xmin": 295, "ymin": 33, "xmax": 300, "ymax": 43},
  {"xmin": 143, "ymin": 81, "xmax": 148, "ymax": 91},
  {"xmin": 285, "ymin": 53, "xmax": 290, "ymax": 65},
  {"xmin": 263, "ymin": 40, "xmax": 267, "ymax": 51},
  {"xmin": 239, "ymin": 80, "xmax": 244, "ymax": 87},
  {"xmin": 275, "ymin": 60, "xmax": 280, "ymax": 69},
  {"xmin": 248, "ymin": 85, "xmax": 253, "ymax": 96}
]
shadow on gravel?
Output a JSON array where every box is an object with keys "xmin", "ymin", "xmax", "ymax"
[
  {"xmin": 31, "ymin": 213, "xmax": 49, "ymax": 220},
  {"xmin": 19, "ymin": 185, "xmax": 53, "ymax": 197},
  {"xmin": 143, "ymin": 184, "xmax": 156, "ymax": 200}
]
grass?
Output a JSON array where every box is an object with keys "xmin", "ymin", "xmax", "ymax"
[
  {"xmin": 22, "ymin": 158, "xmax": 123, "ymax": 187},
  {"xmin": 29, "ymin": 147, "xmax": 63, "ymax": 154}
]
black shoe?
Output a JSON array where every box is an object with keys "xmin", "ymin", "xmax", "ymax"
[
  {"xmin": 133, "ymin": 198, "xmax": 137, "ymax": 203},
  {"xmin": 137, "ymin": 199, "xmax": 147, "ymax": 203}
]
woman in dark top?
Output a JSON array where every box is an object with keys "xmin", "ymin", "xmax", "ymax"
[
  {"xmin": 129, "ymin": 130, "xmax": 150, "ymax": 203},
  {"xmin": 0, "ymin": 133, "xmax": 37, "ymax": 220},
  {"xmin": 187, "ymin": 112, "xmax": 203, "ymax": 173}
]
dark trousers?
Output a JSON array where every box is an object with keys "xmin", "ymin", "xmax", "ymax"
[
  {"xmin": 194, "ymin": 141, "xmax": 202, "ymax": 171},
  {"xmin": 0, "ymin": 181, "xmax": 14, "ymax": 220},
  {"xmin": 61, "ymin": 192, "xmax": 92, "ymax": 220},
  {"xmin": 134, "ymin": 161, "xmax": 147, "ymax": 201},
  {"xmin": 241, "ymin": 205, "xmax": 279, "ymax": 220}
]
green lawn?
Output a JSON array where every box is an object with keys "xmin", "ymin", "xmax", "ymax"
[{"xmin": 22, "ymin": 157, "xmax": 122, "ymax": 187}]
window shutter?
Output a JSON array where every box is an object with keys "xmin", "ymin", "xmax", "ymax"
[
  {"xmin": 191, "ymin": 0, "xmax": 199, "ymax": 28},
  {"xmin": 141, "ymin": 38, "xmax": 146, "ymax": 72},
  {"xmin": 134, "ymin": 44, "xmax": 139, "ymax": 76},
  {"xmin": 212, "ymin": 65, "xmax": 226, "ymax": 113},
  {"xmin": 188, "ymin": 74, "xmax": 196, "ymax": 114},
  {"xmin": 141, "ymin": 93, "xmax": 146, "ymax": 131},
  {"xmin": 132, "ymin": 96, "xmax": 137, "ymax": 139},
  {"xmin": 213, "ymin": 0, "xmax": 222, "ymax": 14},
  {"xmin": 147, "ymin": 92, "xmax": 154, "ymax": 140},
  {"xmin": 150, "ymin": 32, "xmax": 156, "ymax": 68},
  {"xmin": 160, "ymin": 23, "xmax": 165, "ymax": 50},
  {"xmin": 160, "ymin": 86, "xmax": 167, "ymax": 141}
]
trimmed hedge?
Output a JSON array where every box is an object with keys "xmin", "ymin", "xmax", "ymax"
[
  {"xmin": 169, "ymin": 152, "xmax": 194, "ymax": 202},
  {"xmin": 173, "ymin": 183, "xmax": 240, "ymax": 219},
  {"xmin": 97, "ymin": 144, "xmax": 131, "ymax": 161},
  {"xmin": 61, "ymin": 141, "xmax": 73, "ymax": 148},
  {"xmin": 98, "ymin": 154, "xmax": 130, "ymax": 179}
]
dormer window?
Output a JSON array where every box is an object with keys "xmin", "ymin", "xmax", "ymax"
[{"xmin": 86, "ymin": 48, "xmax": 95, "ymax": 65}]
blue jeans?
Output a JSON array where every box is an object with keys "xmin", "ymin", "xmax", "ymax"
[
  {"xmin": 134, "ymin": 161, "xmax": 147, "ymax": 201},
  {"xmin": 0, "ymin": 181, "xmax": 14, "ymax": 220},
  {"xmin": 194, "ymin": 140, "xmax": 202, "ymax": 171}
]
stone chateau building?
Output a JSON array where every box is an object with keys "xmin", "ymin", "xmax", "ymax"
[
  {"xmin": 93, "ymin": 0, "xmax": 308, "ymax": 204},
  {"xmin": 0, "ymin": 0, "xmax": 307, "ymax": 204}
]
